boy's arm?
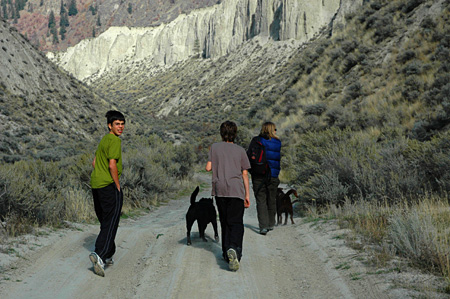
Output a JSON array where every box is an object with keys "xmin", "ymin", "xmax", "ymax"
[
  {"xmin": 242, "ymin": 169, "xmax": 250, "ymax": 208},
  {"xmin": 205, "ymin": 161, "xmax": 212, "ymax": 172},
  {"xmin": 109, "ymin": 159, "xmax": 121, "ymax": 191},
  {"xmin": 92, "ymin": 156, "xmax": 96, "ymax": 168}
]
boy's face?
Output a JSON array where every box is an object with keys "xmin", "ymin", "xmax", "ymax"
[{"xmin": 108, "ymin": 120, "xmax": 125, "ymax": 136}]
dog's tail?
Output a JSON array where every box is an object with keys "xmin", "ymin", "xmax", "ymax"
[{"xmin": 191, "ymin": 186, "xmax": 200, "ymax": 205}]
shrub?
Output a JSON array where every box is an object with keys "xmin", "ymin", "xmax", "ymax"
[
  {"xmin": 402, "ymin": 0, "xmax": 425, "ymax": 14},
  {"xmin": 286, "ymin": 129, "xmax": 450, "ymax": 206},
  {"xmin": 303, "ymin": 103, "xmax": 327, "ymax": 116},
  {"xmin": 389, "ymin": 209, "xmax": 439, "ymax": 268},
  {"xmin": 402, "ymin": 60, "xmax": 424, "ymax": 75},
  {"xmin": 342, "ymin": 53, "xmax": 358, "ymax": 73},
  {"xmin": 0, "ymin": 134, "xmax": 198, "ymax": 237},
  {"xmin": 396, "ymin": 50, "xmax": 416, "ymax": 63},
  {"xmin": 341, "ymin": 39, "xmax": 358, "ymax": 54}
]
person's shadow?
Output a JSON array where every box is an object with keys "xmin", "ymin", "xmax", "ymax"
[
  {"xmin": 83, "ymin": 234, "xmax": 97, "ymax": 251},
  {"xmin": 83, "ymin": 234, "xmax": 98, "ymax": 272},
  {"xmin": 177, "ymin": 233, "xmax": 229, "ymax": 270},
  {"xmin": 244, "ymin": 223, "xmax": 260, "ymax": 234}
]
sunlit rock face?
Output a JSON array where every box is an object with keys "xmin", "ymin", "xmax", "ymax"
[{"xmin": 48, "ymin": 0, "xmax": 362, "ymax": 82}]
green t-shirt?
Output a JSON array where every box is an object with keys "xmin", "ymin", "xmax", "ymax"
[{"xmin": 90, "ymin": 133, "xmax": 122, "ymax": 189}]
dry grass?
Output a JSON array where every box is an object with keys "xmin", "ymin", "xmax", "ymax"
[
  {"xmin": 323, "ymin": 195, "xmax": 450, "ymax": 286},
  {"xmin": 0, "ymin": 134, "xmax": 198, "ymax": 240}
]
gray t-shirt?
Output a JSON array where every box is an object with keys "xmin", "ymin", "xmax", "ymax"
[{"xmin": 208, "ymin": 142, "xmax": 251, "ymax": 199}]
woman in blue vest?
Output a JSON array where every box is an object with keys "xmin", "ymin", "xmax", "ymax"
[{"xmin": 249, "ymin": 122, "xmax": 281, "ymax": 235}]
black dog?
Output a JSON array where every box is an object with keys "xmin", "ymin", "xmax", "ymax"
[{"xmin": 186, "ymin": 186, "xmax": 219, "ymax": 245}]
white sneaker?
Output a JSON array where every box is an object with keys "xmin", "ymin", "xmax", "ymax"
[
  {"xmin": 227, "ymin": 248, "xmax": 240, "ymax": 271},
  {"xmin": 89, "ymin": 252, "xmax": 105, "ymax": 277}
]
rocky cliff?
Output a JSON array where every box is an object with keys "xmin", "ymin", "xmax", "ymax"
[{"xmin": 48, "ymin": 0, "xmax": 362, "ymax": 82}]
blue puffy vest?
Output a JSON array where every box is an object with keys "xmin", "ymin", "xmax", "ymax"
[{"xmin": 259, "ymin": 136, "xmax": 281, "ymax": 178}]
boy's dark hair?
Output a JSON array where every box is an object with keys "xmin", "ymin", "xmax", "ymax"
[
  {"xmin": 220, "ymin": 121, "xmax": 237, "ymax": 142},
  {"xmin": 105, "ymin": 110, "xmax": 125, "ymax": 126}
]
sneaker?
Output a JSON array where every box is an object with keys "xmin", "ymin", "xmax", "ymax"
[
  {"xmin": 105, "ymin": 258, "xmax": 114, "ymax": 266},
  {"xmin": 260, "ymin": 228, "xmax": 268, "ymax": 235},
  {"xmin": 227, "ymin": 248, "xmax": 240, "ymax": 271},
  {"xmin": 89, "ymin": 252, "xmax": 105, "ymax": 277},
  {"xmin": 268, "ymin": 227, "xmax": 274, "ymax": 231}
]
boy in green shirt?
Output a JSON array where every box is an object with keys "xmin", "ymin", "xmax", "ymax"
[{"xmin": 89, "ymin": 110, "xmax": 125, "ymax": 277}]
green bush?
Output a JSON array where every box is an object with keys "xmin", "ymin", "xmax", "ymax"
[
  {"xmin": 286, "ymin": 128, "xmax": 450, "ymax": 206},
  {"xmin": 0, "ymin": 134, "xmax": 198, "ymax": 236}
]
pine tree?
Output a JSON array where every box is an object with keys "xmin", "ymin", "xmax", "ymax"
[
  {"xmin": 50, "ymin": 24, "xmax": 59, "ymax": 44},
  {"xmin": 127, "ymin": 3, "xmax": 132, "ymax": 14},
  {"xmin": 60, "ymin": 12, "xmax": 69, "ymax": 27},
  {"xmin": 60, "ymin": 0, "xmax": 65, "ymax": 14},
  {"xmin": 60, "ymin": 23, "xmax": 66, "ymax": 40},
  {"xmin": 89, "ymin": 3, "xmax": 97, "ymax": 15},
  {"xmin": 68, "ymin": 0, "xmax": 77, "ymax": 16},
  {"xmin": 15, "ymin": 0, "xmax": 24, "ymax": 11},
  {"xmin": 1, "ymin": 0, "xmax": 7, "ymax": 19},
  {"xmin": 48, "ymin": 10, "xmax": 55, "ymax": 28},
  {"xmin": 52, "ymin": 28, "xmax": 59, "ymax": 44},
  {"xmin": 10, "ymin": 2, "xmax": 15, "ymax": 20},
  {"xmin": 48, "ymin": 9, "xmax": 59, "ymax": 44},
  {"xmin": 97, "ymin": 14, "xmax": 101, "ymax": 26},
  {"xmin": 92, "ymin": 27, "xmax": 96, "ymax": 37}
]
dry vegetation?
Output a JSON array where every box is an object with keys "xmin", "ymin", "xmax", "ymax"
[
  {"xmin": 321, "ymin": 195, "xmax": 450, "ymax": 293},
  {"xmin": 0, "ymin": 132, "xmax": 197, "ymax": 237},
  {"xmin": 1, "ymin": 0, "xmax": 449, "ymax": 293},
  {"xmin": 96, "ymin": 0, "xmax": 450, "ymax": 290}
]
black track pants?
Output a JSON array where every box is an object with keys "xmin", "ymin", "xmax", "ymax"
[
  {"xmin": 215, "ymin": 197, "xmax": 245, "ymax": 261},
  {"xmin": 92, "ymin": 183, "xmax": 123, "ymax": 262}
]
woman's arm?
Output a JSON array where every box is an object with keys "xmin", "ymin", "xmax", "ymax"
[{"xmin": 205, "ymin": 161, "xmax": 212, "ymax": 172}]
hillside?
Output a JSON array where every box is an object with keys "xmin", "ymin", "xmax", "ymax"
[
  {"xmin": 2, "ymin": 0, "xmax": 218, "ymax": 52},
  {"xmin": 90, "ymin": 0, "xmax": 449, "ymax": 144},
  {"xmin": 0, "ymin": 17, "xmax": 111, "ymax": 162}
]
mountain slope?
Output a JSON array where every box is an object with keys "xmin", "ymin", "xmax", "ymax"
[
  {"xmin": 0, "ymin": 17, "xmax": 111, "ymax": 162},
  {"xmin": 90, "ymin": 0, "xmax": 449, "ymax": 145}
]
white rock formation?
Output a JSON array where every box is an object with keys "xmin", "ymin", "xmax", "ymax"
[{"xmin": 48, "ymin": 0, "xmax": 363, "ymax": 82}]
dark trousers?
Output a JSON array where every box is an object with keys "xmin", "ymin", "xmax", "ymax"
[
  {"xmin": 215, "ymin": 197, "xmax": 245, "ymax": 261},
  {"xmin": 252, "ymin": 176, "xmax": 280, "ymax": 229},
  {"xmin": 92, "ymin": 183, "xmax": 124, "ymax": 262}
]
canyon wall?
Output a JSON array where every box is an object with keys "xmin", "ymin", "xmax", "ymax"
[{"xmin": 48, "ymin": 0, "xmax": 363, "ymax": 81}]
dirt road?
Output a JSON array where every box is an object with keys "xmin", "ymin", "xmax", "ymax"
[{"xmin": 0, "ymin": 179, "xmax": 392, "ymax": 299}]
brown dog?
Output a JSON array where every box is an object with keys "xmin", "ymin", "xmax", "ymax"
[{"xmin": 276, "ymin": 188, "xmax": 299, "ymax": 225}]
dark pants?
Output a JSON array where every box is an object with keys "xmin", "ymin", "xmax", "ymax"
[
  {"xmin": 252, "ymin": 176, "xmax": 280, "ymax": 230},
  {"xmin": 215, "ymin": 197, "xmax": 245, "ymax": 261},
  {"xmin": 92, "ymin": 183, "xmax": 124, "ymax": 262}
]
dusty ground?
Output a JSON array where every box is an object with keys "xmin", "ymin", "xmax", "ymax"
[{"xmin": 0, "ymin": 176, "xmax": 449, "ymax": 299}]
